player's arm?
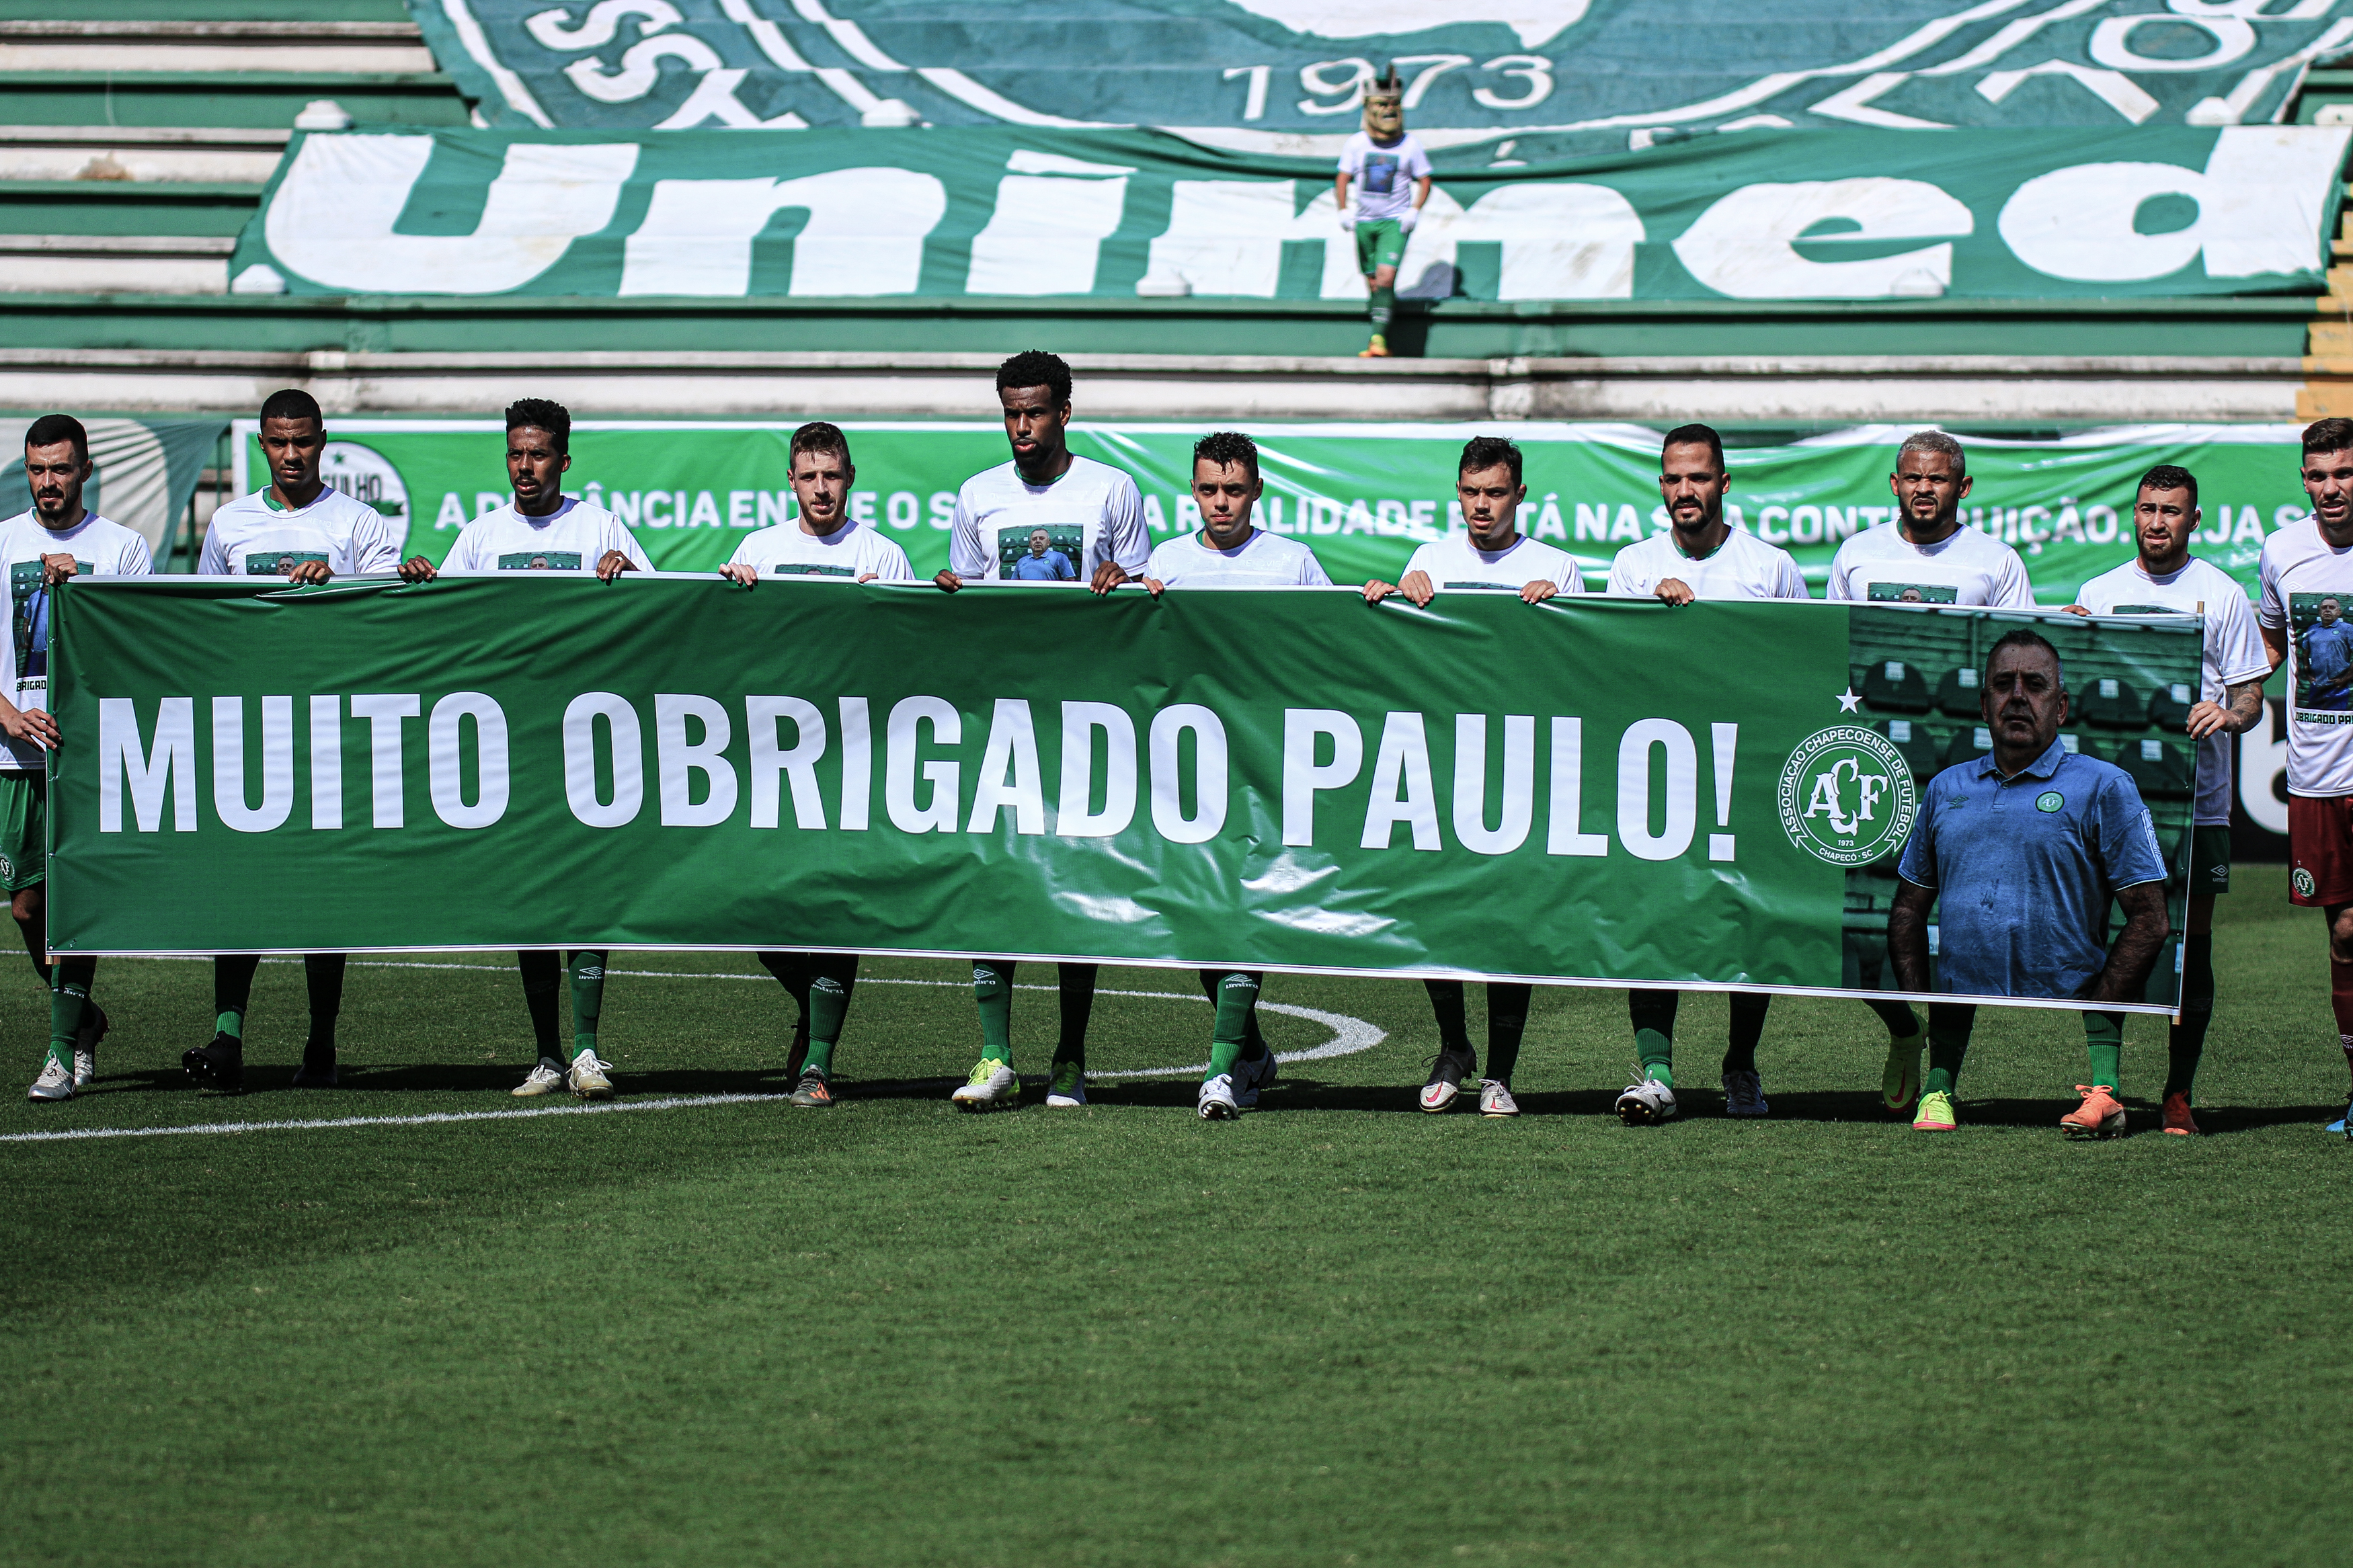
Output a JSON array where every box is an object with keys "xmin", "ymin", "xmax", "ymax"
[
  {"xmin": 286, "ymin": 558, "xmax": 332, "ymax": 585},
  {"xmin": 1652, "ymin": 577, "xmax": 1695, "ymax": 607},
  {"xmin": 38, "ymin": 551, "xmax": 77, "ymax": 587},
  {"xmin": 718, "ymin": 546, "xmax": 758, "ymax": 587},
  {"xmin": 1888, "ymin": 878, "xmax": 1935, "ymax": 994},
  {"xmin": 0, "ymin": 690, "xmax": 54, "ymax": 750},
  {"xmin": 1402, "ymin": 173, "xmax": 1432, "ymax": 229},
  {"xmin": 197, "ymin": 525, "xmax": 228, "ymax": 577},
  {"xmin": 2260, "ymin": 621, "xmax": 2288, "ymax": 676},
  {"xmin": 594, "ymin": 548, "xmax": 637, "ymax": 582},
  {"xmin": 355, "ymin": 512, "xmax": 403, "ymax": 575},
  {"xmin": 1518, "ymin": 577, "xmax": 1556, "ymax": 604},
  {"xmin": 2188, "ymin": 677, "xmax": 2265, "ymax": 740},
  {"xmin": 937, "ymin": 492, "xmax": 983, "ymax": 591},
  {"xmin": 1334, "ymin": 171, "xmax": 1353, "ymax": 226},
  {"xmin": 2081, "ymin": 880, "xmax": 2169, "ymax": 1005},
  {"xmin": 397, "ymin": 551, "xmax": 439, "ymax": 582},
  {"xmin": 1997, "ymin": 556, "xmax": 2037, "ymax": 609},
  {"xmin": 1092, "ymin": 479, "xmax": 1148, "ymax": 595}
]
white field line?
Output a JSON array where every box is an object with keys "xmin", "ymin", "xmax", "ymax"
[{"xmin": 1, "ymin": 961, "xmax": 1386, "ymax": 1144}]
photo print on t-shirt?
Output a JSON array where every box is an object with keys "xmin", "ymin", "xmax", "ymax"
[
  {"xmin": 1000, "ymin": 524, "xmax": 1082, "ymax": 582},
  {"xmin": 769, "ymin": 560, "xmax": 859, "ymax": 578},
  {"xmin": 2292, "ymin": 591, "xmax": 2353, "ymax": 717},
  {"xmin": 1867, "ymin": 581, "xmax": 1958, "ymax": 605},
  {"xmin": 499, "ymin": 550, "xmax": 582, "ymax": 571},
  {"xmin": 246, "ymin": 550, "xmax": 328, "ymax": 577},
  {"xmin": 10, "ymin": 558, "xmax": 85, "ymax": 685}
]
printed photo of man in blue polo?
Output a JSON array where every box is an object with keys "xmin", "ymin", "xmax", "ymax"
[{"xmin": 1888, "ymin": 628, "xmax": 2171, "ymax": 1137}]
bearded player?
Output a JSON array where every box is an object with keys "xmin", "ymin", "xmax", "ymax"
[
  {"xmin": 2065, "ymin": 464, "xmax": 2266, "ymax": 1134},
  {"xmin": 719, "ymin": 421, "xmax": 910, "ymax": 1107},
  {"xmin": 1146, "ymin": 431, "xmax": 1329, "ymax": 1118},
  {"xmin": 1599, "ymin": 424, "xmax": 1821, "ymax": 1122},
  {"xmin": 1363, "ymin": 435, "xmax": 1581, "ymax": 1117},
  {"xmin": 8, "ymin": 417, "xmax": 151, "ymax": 1104},
  {"xmin": 1826, "ymin": 431, "xmax": 2034, "ymax": 608},
  {"xmin": 1335, "ymin": 69, "xmax": 1432, "ymax": 360},
  {"xmin": 398, "ymin": 397, "xmax": 649, "ymax": 1102},
  {"xmin": 934, "ymin": 350, "xmax": 1148, "ymax": 1112},
  {"xmin": 2256, "ymin": 417, "xmax": 2353, "ymax": 1137},
  {"xmin": 184, "ymin": 388, "xmax": 403, "ymax": 1094}
]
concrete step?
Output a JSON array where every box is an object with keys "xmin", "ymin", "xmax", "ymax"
[
  {"xmin": 0, "ymin": 21, "xmax": 434, "ymax": 74},
  {"xmin": 0, "ymin": 232, "xmax": 231, "ymax": 294},
  {"xmin": 0, "ymin": 125, "xmax": 288, "ymax": 183},
  {"xmin": 0, "ymin": 72, "xmax": 469, "ymax": 129},
  {"xmin": 0, "ymin": 179, "xmax": 260, "ymax": 236}
]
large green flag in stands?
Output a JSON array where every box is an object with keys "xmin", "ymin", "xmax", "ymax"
[{"xmin": 46, "ymin": 577, "xmax": 2197, "ymax": 1012}]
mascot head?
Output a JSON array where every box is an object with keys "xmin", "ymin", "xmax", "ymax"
[{"xmin": 1363, "ymin": 68, "xmax": 1404, "ymax": 140}]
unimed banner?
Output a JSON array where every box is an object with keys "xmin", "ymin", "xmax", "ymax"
[{"xmin": 47, "ymin": 577, "xmax": 2200, "ymax": 1013}]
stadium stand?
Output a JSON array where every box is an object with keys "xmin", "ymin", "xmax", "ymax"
[
  {"xmin": 0, "ymin": 3, "xmax": 2347, "ymax": 422},
  {"xmin": 0, "ymin": 0, "xmax": 465, "ymax": 296}
]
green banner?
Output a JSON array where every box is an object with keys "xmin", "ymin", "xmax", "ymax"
[
  {"xmin": 417, "ymin": 0, "xmax": 2352, "ymax": 136},
  {"xmin": 46, "ymin": 577, "xmax": 2198, "ymax": 1012},
  {"xmin": 238, "ymin": 418, "xmax": 2311, "ymax": 602},
  {"xmin": 227, "ymin": 124, "xmax": 2347, "ymax": 302}
]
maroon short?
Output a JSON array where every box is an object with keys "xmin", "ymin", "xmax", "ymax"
[{"xmin": 2288, "ymin": 794, "xmax": 2353, "ymax": 906}]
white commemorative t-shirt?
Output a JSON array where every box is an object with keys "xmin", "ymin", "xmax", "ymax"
[
  {"xmin": 442, "ymin": 496, "xmax": 652, "ymax": 575},
  {"xmin": 0, "ymin": 509, "xmax": 153, "ymax": 772},
  {"xmin": 2258, "ymin": 513, "xmax": 2353, "ymax": 796},
  {"xmin": 948, "ymin": 456, "xmax": 1148, "ymax": 583},
  {"xmin": 200, "ymin": 485, "xmax": 401, "ymax": 579},
  {"xmin": 1825, "ymin": 521, "xmax": 2035, "ymax": 607},
  {"xmin": 2076, "ymin": 554, "xmax": 2269, "ymax": 825},
  {"xmin": 728, "ymin": 522, "xmax": 913, "ymax": 581},
  {"xmin": 1402, "ymin": 532, "xmax": 1585, "ymax": 595},
  {"xmin": 1146, "ymin": 529, "xmax": 1332, "ymax": 588},
  {"xmin": 1339, "ymin": 131, "xmax": 1432, "ymax": 222},
  {"xmin": 1605, "ymin": 527, "xmax": 1807, "ymax": 600}
]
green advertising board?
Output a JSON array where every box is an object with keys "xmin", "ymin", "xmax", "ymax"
[
  {"xmin": 239, "ymin": 419, "xmax": 2312, "ymax": 602},
  {"xmin": 47, "ymin": 577, "xmax": 2198, "ymax": 1014}
]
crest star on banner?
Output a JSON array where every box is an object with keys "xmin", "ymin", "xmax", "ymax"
[{"xmin": 1836, "ymin": 689, "xmax": 1862, "ymax": 712}]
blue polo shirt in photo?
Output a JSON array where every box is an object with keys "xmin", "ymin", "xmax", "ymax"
[{"xmin": 1896, "ymin": 739, "xmax": 2168, "ymax": 1000}]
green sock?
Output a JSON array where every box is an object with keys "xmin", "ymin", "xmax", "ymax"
[
  {"xmin": 1203, "ymin": 969, "xmax": 1259, "ymax": 1079},
  {"xmin": 1423, "ymin": 979, "xmax": 1474, "ymax": 1067},
  {"xmin": 1055, "ymin": 962, "xmax": 1096, "ymax": 1071},
  {"xmin": 1628, "ymin": 989, "xmax": 1675, "ymax": 1087},
  {"xmin": 1369, "ymin": 285, "xmax": 1394, "ymax": 333},
  {"xmin": 1923, "ymin": 1004, "xmax": 1973, "ymax": 1096},
  {"xmin": 2167, "ymin": 934, "xmax": 2213, "ymax": 1100},
  {"xmin": 1722, "ymin": 992, "xmax": 1770, "ymax": 1077},
  {"xmin": 973, "ymin": 959, "xmax": 1014, "ymax": 1067},
  {"xmin": 517, "ymin": 950, "xmax": 563, "ymax": 1062},
  {"xmin": 2083, "ymin": 1010, "xmax": 2124, "ymax": 1091},
  {"xmin": 802, "ymin": 960, "xmax": 856, "ymax": 1078},
  {"xmin": 50, "ymin": 956, "xmax": 94, "ymax": 1064},
  {"xmin": 568, "ymin": 950, "xmax": 606, "ymax": 1059},
  {"xmin": 212, "ymin": 952, "xmax": 260, "ymax": 1040},
  {"xmin": 303, "ymin": 954, "xmax": 346, "ymax": 1057},
  {"xmin": 1486, "ymin": 983, "xmax": 1531, "ymax": 1089},
  {"xmin": 1864, "ymin": 996, "xmax": 1921, "ymax": 1042},
  {"xmin": 16, "ymin": 913, "xmax": 49, "ymax": 989}
]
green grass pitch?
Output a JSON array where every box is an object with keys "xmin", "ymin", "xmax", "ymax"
[{"xmin": 4, "ymin": 868, "xmax": 2351, "ymax": 1566}]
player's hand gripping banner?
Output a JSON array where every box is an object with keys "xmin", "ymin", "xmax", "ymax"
[{"xmin": 46, "ymin": 577, "xmax": 2199, "ymax": 1012}]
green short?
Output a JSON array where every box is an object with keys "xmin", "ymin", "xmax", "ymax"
[
  {"xmin": 0, "ymin": 770, "xmax": 45, "ymax": 892},
  {"xmin": 2190, "ymin": 823, "xmax": 2231, "ymax": 896},
  {"xmin": 1354, "ymin": 218, "xmax": 1406, "ymax": 276}
]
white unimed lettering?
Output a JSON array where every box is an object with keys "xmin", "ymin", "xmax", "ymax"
[
  {"xmin": 1279, "ymin": 708, "xmax": 1713, "ymax": 858},
  {"xmin": 104, "ymin": 692, "xmax": 510, "ymax": 833}
]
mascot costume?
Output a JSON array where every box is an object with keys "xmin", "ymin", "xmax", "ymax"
[{"xmin": 1336, "ymin": 69, "xmax": 1433, "ymax": 358}]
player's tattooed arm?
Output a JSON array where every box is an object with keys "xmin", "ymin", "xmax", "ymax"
[
  {"xmin": 0, "ymin": 691, "xmax": 56, "ymax": 750},
  {"xmin": 2187, "ymin": 679, "xmax": 2265, "ymax": 740},
  {"xmin": 2081, "ymin": 880, "xmax": 2169, "ymax": 1005},
  {"xmin": 1888, "ymin": 879, "xmax": 1935, "ymax": 994}
]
